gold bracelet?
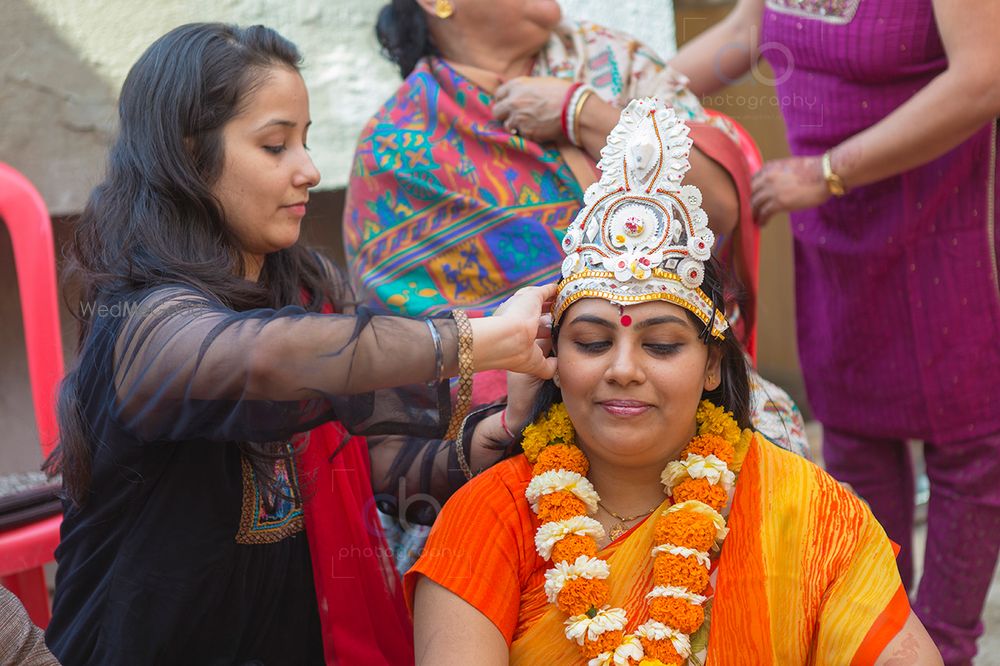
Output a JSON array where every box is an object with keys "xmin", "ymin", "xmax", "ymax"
[
  {"xmin": 571, "ymin": 88, "xmax": 594, "ymax": 149},
  {"xmin": 454, "ymin": 411, "xmax": 477, "ymax": 480},
  {"xmin": 444, "ymin": 309, "xmax": 474, "ymax": 441},
  {"xmin": 822, "ymin": 150, "xmax": 847, "ymax": 196}
]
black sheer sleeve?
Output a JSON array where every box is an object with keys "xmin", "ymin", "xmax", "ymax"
[
  {"xmin": 367, "ymin": 401, "xmax": 510, "ymax": 524},
  {"xmin": 106, "ymin": 286, "xmax": 458, "ymax": 443}
]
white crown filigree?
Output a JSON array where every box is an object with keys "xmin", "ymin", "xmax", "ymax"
[{"xmin": 554, "ymin": 98, "xmax": 728, "ymax": 339}]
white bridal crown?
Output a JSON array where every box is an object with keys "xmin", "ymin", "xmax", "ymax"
[{"xmin": 553, "ymin": 98, "xmax": 729, "ymax": 340}]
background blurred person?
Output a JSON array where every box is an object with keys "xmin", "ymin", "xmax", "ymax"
[
  {"xmin": 345, "ymin": 0, "xmax": 810, "ymax": 573},
  {"xmin": 671, "ymin": 1, "xmax": 1000, "ymax": 663}
]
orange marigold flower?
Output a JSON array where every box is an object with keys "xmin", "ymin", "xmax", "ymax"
[
  {"xmin": 649, "ymin": 596, "xmax": 705, "ymax": 634},
  {"xmin": 537, "ymin": 491, "xmax": 588, "ymax": 523},
  {"xmin": 653, "ymin": 511, "xmax": 716, "ymax": 552},
  {"xmin": 580, "ymin": 630, "xmax": 624, "ymax": 658},
  {"xmin": 534, "ymin": 444, "xmax": 589, "ymax": 476},
  {"xmin": 640, "ymin": 637, "xmax": 684, "ymax": 664},
  {"xmin": 653, "ymin": 552, "xmax": 709, "ymax": 592},
  {"xmin": 672, "ymin": 478, "xmax": 728, "ymax": 512},
  {"xmin": 696, "ymin": 401, "xmax": 741, "ymax": 443},
  {"xmin": 550, "ymin": 534, "xmax": 598, "ymax": 563},
  {"xmin": 682, "ymin": 434, "xmax": 734, "ymax": 464},
  {"xmin": 556, "ymin": 578, "xmax": 609, "ymax": 615}
]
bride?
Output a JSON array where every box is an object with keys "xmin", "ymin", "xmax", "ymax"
[{"xmin": 405, "ymin": 99, "xmax": 941, "ymax": 665}]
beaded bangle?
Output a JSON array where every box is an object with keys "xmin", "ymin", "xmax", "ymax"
[
  {"xmin": 444, "ymin": 309, "xmax": 474, "ymax": 441},
  {"xmin": 454, "ymin": 410, "xmax": 477, "ymax": 480},
  {"xmin": 425, "ymin": 319, "xmax": 444, "ymax": 380},
  {"xmin": 560, "ymin": 82, "xmax": 583, "ymax": 144}
]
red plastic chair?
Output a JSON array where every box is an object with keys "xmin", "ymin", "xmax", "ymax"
[{"xmin": 0, "ymin": 163, "xmax": 64, "ymax": 627}]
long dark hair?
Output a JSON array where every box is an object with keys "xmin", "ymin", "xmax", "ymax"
[
  {"xmin": 45, "ymin": 23, "xmax": 335, "ymax": 507},
  {"xmin": 376, "ymin": 0, "xmax": 438, "ymax": 78},
  {"xmin": 523, "ymin": 257, "xmax": 752, "ymax": 445}
]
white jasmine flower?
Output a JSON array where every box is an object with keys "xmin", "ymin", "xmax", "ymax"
[
  {"xmin": 535, "ymin": 516, "xmax": 606, "ymax": 560},
  {"xmin": 650, "ymin": 543, "xmax": 711, "ymax": 569},
  {"xmin": 588, "ymin": 651, "xmax": 615, "ymax": 666},
  {"xmin": 526, "ymin": 470, "xmax": 599, "ymax": 514},
  {"xmin": 587, "ymin": 634, "xmax": 645, "ymax": 666},
  {"xmin": 646, "ymin": 585, "xmax": 708, "ymax": 605},
  {"xmin": 661, "ymin": 460, "xmax": 689, "ymax": 494},
  {"xmin": 612, "ymin": 634, "xmax": 644, "ymax": 664},
  {"xmin": 543, "ymin": 555, "xmax": 610, "ymax": 603},
  {"xmin": 661, "ymin": 454, "xmax": 734, "ymax": 495},
  {"xmin": 636, "ymin": 620, "xmax": 692, "ymax": 658},
  {"xmin": 564, "ymin": 606, "xmax": 627, "ymax": 645}
]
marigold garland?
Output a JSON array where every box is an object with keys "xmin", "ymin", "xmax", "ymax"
[
  {"xmin": 653, "ymin": 512, "xmax": 717, "ymax": 553},
  {"xmin": 671, "ymin": 478, "xmax": 728, "ymax": 513},
  {"xmin": 524, "ymin": 399, "xmax": 746, "ymax": 665},
  {"xmin": 535, "ymin": 444, "xmax": 590, "ymax": 476},
  {"xmin": 552, "ymin": 533, "xmax": 599, "ymax": 563},
  {"xmin": 538, "ymin": 491, "xmax": 590, "ymax": 523}
]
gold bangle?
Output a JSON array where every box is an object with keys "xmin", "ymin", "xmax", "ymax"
[
  {"xmin": 454, "ymin": 411, "xmax": 476, "ymax": 480},
  {"xmin": 572, "ymin": 89, "xmax": 593, "ymax": 149},
  {"xmin": 444, "ymin": 309, "xmax": 474, "ymax": 441},
  {"xmin": 822, "ymin": 150, "xmax": 847, "ymax": 196}
]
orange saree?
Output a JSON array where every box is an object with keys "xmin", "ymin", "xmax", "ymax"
[{"xmin": 404, "ymin": 435, "xmax": 909, "ymax": 664}]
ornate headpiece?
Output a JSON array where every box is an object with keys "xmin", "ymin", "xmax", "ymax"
[{"xmin": 553, "ymin": 98, "xmax": 728, "ymax": 339}]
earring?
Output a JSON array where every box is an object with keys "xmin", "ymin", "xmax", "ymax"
[
  {"xmin": 435, "ymin": 0, "xmax": 454, "ymax": 19},
  {"xmin": 552, "ymin": 371, "xmax": 561, "ymax": 388}
]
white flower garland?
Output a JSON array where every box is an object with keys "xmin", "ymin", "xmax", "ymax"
[{"xmin": 526, "ymin": 400, "xmax": 745, "ymax": 665}]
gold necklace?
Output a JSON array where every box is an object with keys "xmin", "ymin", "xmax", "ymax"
[{"xmin": 597, "ymin": 500, "xmax": 662, "ymax": 541}]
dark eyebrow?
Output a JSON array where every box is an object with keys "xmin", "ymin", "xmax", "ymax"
[
  {"xmin": 568, "ymin": 312, "xmax": 691, "ymax": 330},
  {"xmin": 635, "ymin": 315, "xmax": 688, "ymax": 330},
  {"xmin": 567, "ymin": 314, "xmax": 615, "ymax": 329},
  {"xmin": 255, "ymin": 119, "xmax": 312, "ymax": 131}
]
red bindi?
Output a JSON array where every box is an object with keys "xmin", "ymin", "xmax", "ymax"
[{"xmin": 618, "ymin": 304, "xmax": 632, "ymax": 326}]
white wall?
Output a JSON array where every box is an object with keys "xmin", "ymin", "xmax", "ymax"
[{"xmin": 2, "ymin": 0, "xmax": 675, "ymax": 212}]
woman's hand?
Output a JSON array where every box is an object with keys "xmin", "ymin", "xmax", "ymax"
[
  {"xmin": 493, "ymin": 76, "xmax": 573, "ymax": 143},
  {"xmin": 472, "ymin": 284, "xmax": 557, "ymax": 379},
  {"xmin": 504, "ymin": 338, "xmax": 552, "ymax": 435},
  {"xmin": 750, "ymin": 155, "xmax": 830, "ymax": 224}
]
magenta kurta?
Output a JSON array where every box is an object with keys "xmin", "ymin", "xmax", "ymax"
[
  {"xmin": 762, "ymin": 2, "xmax": 1000, "ymax": 662},
  {"xmin": 761, "ymin": 0, "xmax": 1000, "ymax": 445}
]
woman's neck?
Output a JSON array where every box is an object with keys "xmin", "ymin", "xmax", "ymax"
[
  {"xmin": 243, "ymin": 253, "xmax": 263, "ymax": 282},
  {"xmin": 585, "ymin": 457, "xmax": 671, "ymax": 518},
  {"xmin": 435, "ymin": 38, "xmax": 537, "ymax": 82}
]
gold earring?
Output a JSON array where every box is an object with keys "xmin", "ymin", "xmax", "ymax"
[{"xmin": 435, "ymin": 0, "xmax": 454, "ymax": 19}]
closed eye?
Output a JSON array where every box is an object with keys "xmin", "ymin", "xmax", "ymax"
[
  {"xmin": 645, "ymin": 343, "xmax": 682, "ymax": 356},
  {"xmin": 574, "ymin": 341, "xmax": 611, "ymax": 354},
  {"xmin": 263, "ymin": 145, "xmax": 286, "ymax": 155}
]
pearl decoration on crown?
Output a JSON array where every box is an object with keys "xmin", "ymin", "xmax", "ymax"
[{"xmin": 554, "ymin": 98, "xmax": 728, "ymax": 338}]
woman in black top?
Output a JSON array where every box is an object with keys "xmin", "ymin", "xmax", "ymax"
[{"xmin": 43, "ymin": 23, "xmax": 554, "ymax": 665}]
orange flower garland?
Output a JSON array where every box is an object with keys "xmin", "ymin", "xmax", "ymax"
[{"xmin": 524, "ymin": 400, "xmax": 745, "ymax": 665}]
